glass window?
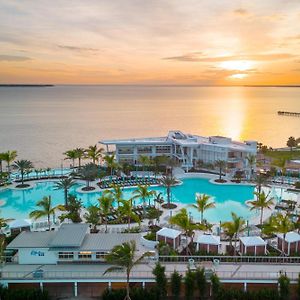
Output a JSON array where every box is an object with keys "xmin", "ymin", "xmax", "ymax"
[{"xmin": 58, "ymin": 252, "xmax": 74, "ymax": 259}]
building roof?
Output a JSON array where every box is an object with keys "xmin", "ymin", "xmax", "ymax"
[
  {"xmin": 195, "ymin": 234, "xmax": 220, "ymax": 245},
  {"xmin": 277, "ymin": 231, "xmax": 300, "ymax": 243},
  {"xmin": 9, "ymin": 219, "xmax": 31, "ymax": 229},
  {"xmin": 240, "ymin": 236, "xmax": 266, "ymax": 246},
  {"xmin": 7, "ymin": 231, "xmax": 56, "ymax": 249},
  {"xmin": 49, "ymin": 223, "xmax": 89, "ymax": 248},
  {"xmin": 156, "ymin": 227, "xmax": 181, "ymax": 239}
]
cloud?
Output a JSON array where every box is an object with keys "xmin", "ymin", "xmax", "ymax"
[
  {"xmin": 0, "ymin": 54, "xmax": 31, "ymax": 62},
  {"xmin": 234, "ymin": 8, "xmax": 249, "ymax": 16},
  {"xmin": 163, "ymin": 53, "xmax": 296, "ymax": 62},
  {"xmin": 57, "ymin": 45, "xmax": 99, "ymax": 52}
]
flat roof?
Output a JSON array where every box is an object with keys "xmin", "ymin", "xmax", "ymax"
[
  {"xmin": 240, "ymin": 236, "xmax": 266, "ymax": 246},
  {"xmin": 157, "ymin": 227, "xmax": 181, "ymax": 239},
  {"xmin": 277, "ymin": 231, "xmax": 300, "ymax": 243},
  {"xmin": 195, "ymin": 234, "xmax": 220, "ymax": 245}
]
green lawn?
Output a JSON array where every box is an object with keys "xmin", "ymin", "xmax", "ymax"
[{"xmin": 264, "ymin": 149, "xmax": 300, "ymax": 160}]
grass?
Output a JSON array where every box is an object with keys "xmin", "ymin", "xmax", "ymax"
[{"xmin": 264, "ymin": 149, "xmax": 300, "ymax": 160}]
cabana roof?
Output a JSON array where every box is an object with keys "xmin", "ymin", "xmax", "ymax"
[
  {"xmin": 240, "ymin": 236, "xmax": 266, "ymax": 246},
  {"xmin": 156, "ymin": 227, "xmax": 181, "ymax": 239},
  {"xmin": 277, "ymin": 231, "xmax": 300, "ymax": 243},
  {"xmin": 195, "ymin": 234, "xmax": 220, "ymax": 245}
]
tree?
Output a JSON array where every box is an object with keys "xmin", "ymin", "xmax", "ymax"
[
  {"xmin": 184, "ymin": 268, "xmax": 195, "ymax": 300},
  {"xmin": 103, "ymin": 154, "xmax": 117, "ymax": 177},
  {"xmin": 249, "ymin": 191, "xmax": 274, "ymax": 226},
  {"xmin": 84, "ymin": 205, "xmax": 100, "ymax": 232},
  {"xmin": 195, "ymin": 267, "xmax": 207, "ymax": 300},
  {"xmin": 118, "ymin": 199, "xmax": 140, "ymax": 230},
  {"xmin": 152, "ymin": 263, "xmax": 167, "ymax": 300},
  {"xmin": 74, "ymin": 147, "xmax": 85, "ymax": 169},
  {"xmin": 273, "ymin": 158, "xmax": 287, "ymax": 184},
  {"xmin": 78, "ymin": 163, "xmax": 98, "ymax": 188},
  {"xmin": 160, "ymin": 175, "xmax": 177, "ymax": 208},
  {"xmin": 222, "ymin": 212, "xmax": 245, "ymax": 255},
  {"xmin": 286, "ymin": 136, "xmax": 297, "ymax": 151},
  {"xmin": 54, "ymin": 177, "xmax": 76, "ymax": 206},
  {"xmin": 191, "ymin": 193, "xmax": 215, "ymax": 224},
  {"xmin": 254, "ymin": 173, "xmax": 269, "ymax": 194},
  {"xmin": 132, "ymin": 185, "xmax": 156, "ymax": 216},
  {"xmin": 210, "ymin": 273, "xmax": 221, "ymax": 300},
  {"xmin": 64, "ymin": 149, "xmax": 77, "ymax": 167},
  {"xmin": 138, "ymin": 155, "xmax": 150, "ymax": 173},
  {"xmin": 86, "ymin": 144, "xmax": 104, "ymax": 164},
  {"xmin": 98, "ymin": 193, "xmax": 114, "ymax": 233},
  {"xmin": 2, "ymin": 150, "xmax": 17, "ymax": 174},
  {"xmin": 13, "ymin": 159, "xmax": 33, "ymax": 185},
  {"xmin": 214, "ymin": 160, "xmax": 226, "ymax": 181},
  {"xmin": 246, "ymin": 154, "xmax": 256, "ymax": 180},
  {"xmin": 0, "ymin": 152, "xmax": 5, "ymax": 173},
  {"xmin": 59, "ymin": 195, "xmax": 82, "ymax": 223},
  {"xmin": 104, "ymin": 241, "xmax": 150, "ymax": 300},
  {"xmin": 29, "ymin": 196, "xmax": 65, "ymax": 230},
  {"xmin": 104, "ymin": 184, "xmax": 123, "ymax": 208},
  {"xmin": 278, "ymin": 273, "xmax": 290, "ymax": 300},
  {"xmin": 170, "ymin": 271, "xmax": 182, "ymax": 300}
]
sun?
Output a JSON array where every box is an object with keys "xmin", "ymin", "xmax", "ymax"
[
  {"xmin": 219, "ymin": 60, "xmax": 254, "ymax": 71},
  {"xmin": 228, "ymin": 73, "xmax": 248, "ymax": 79}
]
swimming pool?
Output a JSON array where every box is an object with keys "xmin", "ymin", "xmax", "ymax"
[{"xmin": 0, "ymin": 177, "xmax": 257, "ymax": 222}]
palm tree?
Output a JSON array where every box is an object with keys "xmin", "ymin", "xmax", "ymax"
[
  {"xmin": 104, "ymin": 241, "xmax": 151, "ymax": 300},
  {"xmin": 64, "ymin": 149, "xmax": 77, "ymax": 168},
  {"xmin": 13, "ymin": 159, "xmax": 33, "ymax": 185},
  {"xmin": 54, "ymin": 177, "xmax": 76, "ymax": 206},
  {"xmin": 132, "ymin": 185, "xmax": 156, "ymax": 216},
  {"xmin": 29, "ymin": 196, "xmax": 65, "ymax": 230},
  {"xmin": 214, "ymin": 160, "xmax": 226, "ymax": 181},
  {"xmin": 86, "ymin": 144, "xmax": 104, "ymax": 164},
  {"xmin": 287, "ymin": 136, "xmax": 297, "ymax": 151},
  {"xmin": 169, "ymin": 208, "xmax": 204, "ymax": 254},
  {"xmin": 74, "ymin": 148, "xmax": 85, "ymax": 169},
  {"xmin": 2, "ymin": 150, "xmax": 17, "ymax": 174},
  {"xmin": 118, "ymin": 199, "xmax": 140, "ymax": 230},
  {"xmin": 222, "ymin": 212, "xmax": 245, "ymax": 255},
  {"xmin": 78, "ymin": 163, "xmax": 98, "ymax": 188},
  {"xmin": 254, "ymin": 173, "xmax": 269, "ymax": 194},
  {"xmin": 98, "ymin": 193, "xmax": 114, "ymax": 233},
  {"xmin": 246, "ymin": 154, "xmax": 256, "ymax": 180},
  {"xmin": 273, "ymin": 158, "xmax": 287, "ymax": 184},
  {"xmin": 249, "ymin": 191, "xmax": 274, "ymax": 226},
  {"xmin": 191, "ymin": 193, "xmax": 215, "ymax": 224},
  {"xmin": 103, "ymin": 154, "xmax": 117, "ymax": 177},
  {"xmin": 0, "ymin": 152, "xmax": 5, "ymax": 173},
  {"xmin": 104, "ymin": 184, "xmax": 123, "ymax": 208},
  {"xmin": 166, "ymin": 157, "xmax": 178, "ymax": 176},
  {"xmin": 160, "ymin": 175, "xmax": 177, "ymax": 208},
  {"xmin": 138, "ymin": 155, "xmax": 150, "ymax": 173},
  {"xmin": 84, "ymin": 205, "xmax": 100, "ymax": 232}
]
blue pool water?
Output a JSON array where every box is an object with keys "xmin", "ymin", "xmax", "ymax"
[{"xmin": 0, "ymin": 178, "xmax": 256, "ymax": 222}]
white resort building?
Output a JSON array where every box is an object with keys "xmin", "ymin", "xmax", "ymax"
[{"xmin": 100, "ymin": 130, "xmax": 257, "ymax": 174}]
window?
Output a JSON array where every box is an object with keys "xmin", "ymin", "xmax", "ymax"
[
  {"xmin": 118, "ymin": 147, "xmax": 134, "ymax": 154},
  {"xmin": 78, "ymin": 251, "xmax": 92, "ymax": 259},
  {"xmin": 58, "ymin": 252, "xmax": 74, "ymax": 260},
  {"xmin": 96, "ymin": 251, "xmax": 108, "ymax": 259},
  {"xmin": 156, "ymin": 146, "xmax": 171, "ymax": 153},
  {"xmin": 137, "ymin": 146, "xmax": 152, "ymax": 154}
]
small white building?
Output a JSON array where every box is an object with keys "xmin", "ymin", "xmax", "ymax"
[
  {"xmin": 9, "ymin": 219, "xmax": 31, "ymax": 235},
  {"xmin": 239, "ymin": 236, "xmax": 267, "ymax": 256},
  {"xmin": 277, "ymin": 231, "xmax": 300, "ymax": 255},
  {"xmin": 156, "ymin": 227, "xmax": 181, "ymax": 249},
  {"xmin": 195, "ymin": 234, "xmax": 220, "ymax": 254}
]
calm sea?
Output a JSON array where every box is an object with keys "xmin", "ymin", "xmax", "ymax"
[{"xmin": 0, "ymin": 85, "xmax": 299, "ymax": 167}]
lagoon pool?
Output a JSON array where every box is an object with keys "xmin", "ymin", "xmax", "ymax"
[{"xmin": 0, "ymin": 178, "xmax": 256, "ymax": 222}]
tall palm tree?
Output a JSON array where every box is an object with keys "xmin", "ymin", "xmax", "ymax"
[
  {"xmin": 160, "ymin": 175, "xmax": 177, "ymax": 208},
  {"xmin": 104, "ymin": 241, "xmax": 151, "ymax": 300},
  {"xmin": 246, "ymin": 154, "xmax": 256, "ymax": 180},
  {"xmin": 64, "ymin": 149, "xmax": 77, "ymax": 168},
  {"xmin": 84, "ymin": 205, "xmax": 100, "ymax": 232},
  {"xmin": 104, "ymin": 184, "xmax": 123, "ymax": 208},
  {"xmin": 86, "ymin": 144, "xmax": 104, "ymax": 164},
  {"xmin": 29, "ymin": 196, "xmax": 65, "ymax": 230},
  {"xmin": 273, "ymin": 157, "xmax": 287, "ymax": 184},
  {"xmin": 214, "ymin": 160, "xmax": 226, "ymax": 181},
  {"xmin": 103, "ymin": 154, "xmax": 117, "ymax": 177},
  {"xmin": 0, "ymin": 152, "xmax": 5, "ymax": 173},
  {"xmin": 74, "ymin": 148, "xmax": 85, "ymax": 169},
  {"xmin": 2, "ymin": 150, "xmax": 17, "ymax": 174},
  {"xmin": 138, "ymin": 155, "xmax": 150, "ymax": 173},
  {"xmin": 191, "ymin": 193, "xmax": 215, "ymax": 224},
  {"xmin": 222, "ymin": 212, "xmax": 245, "ymax": 255},
  {"xmin": 118, "ymin": 199, "xmax": 140, "ymax": 230},
  {"xmin": 132, "ymin": 184, "xmax": 156, "ymax": 215},
  {"xmin": 249, "ymin": 191, "xmax": 274, "ymax": 226},
  {"xmin": 254, "ymin": 173, "xmax": 269, "ymax": 194},
  {"xmin": 13, "ymin": 159, "xmax": 33, "ymax": 185},
  {"xmin": 98, "ymin": 193, "xmax": 114, "ymax": 233},
  {"xmin": 54, "ymin": 177, "xmax": 76, "ymax": 206}
]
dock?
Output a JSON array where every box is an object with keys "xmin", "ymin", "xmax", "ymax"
[{"xmin": 278, "ymin": 111, "xmax": 300, "ymax": 117}]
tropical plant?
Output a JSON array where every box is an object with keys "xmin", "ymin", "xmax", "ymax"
[
  {"xmin": 170, "ymin": 271, "xmax": 182, "ymax": 300},
  {"xmin": 152, "ymin": 262, "xmax": 167, "ymax": 300},
  {"xmin": 0, "ymin": 152, "xmax": 5, "ymax": 173},
  {"xmin": 98, "ymin": 193, "xmax": 114, "ymax": 233},
  {"xmin": 138, "ymin": 155, "xmax": 150, "ymax": 173},
  {"xmin": 86, "ymin": 144, "xmax": 104, "ymax": 164},
  {"xmin": 74, "ymin": 147, "xmax": 85, "ymax": 169},
  {"xmin": 104, "ymin": 241, "xmax": 151, "ymax": 300},
  {"xmin": 222, "ymin": 212, "xmax": 245, "ymax": 255},
  {"xmin": 214, "ymin": 160, "xmax": 226, "ymax": 181},
  {"xmin": 210, "ymin": 273, "xmax": 221, "ymax": 300},
  {"xmin": 132, "ymin": 185, "xmax": 156, "ymax": 216},
  {"xmin": 64, "ymin": 149, "xmax": 77, "ymax": 167},
  {"xmin": 2, "ymin": 150, "xmax": 17, "ymax": 174},
  {"xmin": 54, "ymin": 177, "xmax": 76, "ymax": 206},
  {"xmin": 286, "ymin": 136, "xmax": 297, "ymax": 151},
  {"xmin": 13, "ymin": 159, "xmax": 33, "ymax": 185},
  {"xmin": 84, "ymin": 205, "xmax": 100, "ymax": 232},
  {"xmin": 246, "ymin": 154, "xmax": 256, "ymax": 180},
  {"xmin": 160, "ymin": 175, "xmax": 177, "ymax": 208},
  {"xmin": 254, "ymin": 173, "xmax": 269, "ymax": 194},
  {"xmin": 59, "ymin": 194, "xmax": 82, "ymax": 223},
  {"xmin": 273, "ymin": 157, "xmax": 287, "ymax": 183},
  {"xmin": 278, "ymin": 273, "xmax": 290, "ymax": 300},
  {"xmin": 104, "ymin": 184, "xmax": 123, "ymax": 208},
  {"xmin": 118, "ymin": 199, "xmax": 140, "ymax": 230},
  {"xmin": 29, "ymin": 196, "xmax": 65, "ymax": 230},
  {"xmin": 195, "ymin": 267, "xmax": 207, "ymax": 300},
  {"xmin": 166, "ymin": 157, "xmax": 178, "ymax": 176},
  {"xmin": 104, "ymin": 154, "xmax": 118, "ymax": 177},
  {"xmin": 249, "ymin": 191, "xmax": 274, "ymax": 226},
  {"xmin": 0, "ymin": 213, "xmax": 14, "ymax": 234},
  {"xmin": 184, "ymin": 268, "xmax": 195, "ymax": 300},
  {"xmin": 191, "ymin": 193, "xmax": 215, "ymax": 224},
  {"xmin": 78, "ymin": 163, "xmax": 98, "ymax": 188}
]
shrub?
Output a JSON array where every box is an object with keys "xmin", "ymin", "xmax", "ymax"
[
  {"xmin": 195, "ymin": 267, "xmax": 207, "ymax": 300},
  {"xmin": 144, "ymin": 231, "xmax": 156, "ymax": 241},
  {"xmin": 210, "ymin": 273, "xmax": 221, "ymax": 299},
  {"xmin": 152, "ymin": 263, "xmax": 167, "ymax": 300},
  {"xmin": 184, "ymin": 268, "xmax": 195, "ymax": 300},
  {"xmin": 278, "ymin": 274, "xmax": 290, "ymax": 300},
  {"xmin": 102, "ymin": 288, "xmax": 156, "ymax": 300},
  {"xmin": 170, "ymin": 271, "xmax": 182, "ymax": 300},
  {"xmin": 0, "ymin": 285, "xmax": 50, "ymax": 300}
]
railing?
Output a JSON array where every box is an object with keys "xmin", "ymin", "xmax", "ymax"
[{"xmin": 158, "ymin": 255, "xmax": 300, "ymax": 264}]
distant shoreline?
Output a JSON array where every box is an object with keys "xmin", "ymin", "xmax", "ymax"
[{"xmin": 0, "ymin": 84, "xmax": 54, "ymax": 87}]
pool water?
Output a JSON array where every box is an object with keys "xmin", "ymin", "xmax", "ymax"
[{"xmin": 0, "ymin": 178, "xmax": 256, "ymax": 222}]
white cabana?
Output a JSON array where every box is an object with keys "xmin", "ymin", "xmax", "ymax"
[
  {"xmin": 239, "ymin": 236, "xmax": 267, "ymax": 255},
  {"xmin": 195, "ymin": 234, "xmax": 220, "ymax": 253},
  {"xmin": 277, "ymin": 231, "xmax": 300, "ymax": 255},
  {"xmin": 156, "ymin": 227, "xmax": 181, "ymax": 249},
  {"xmin": 9, "ymin": 219, "xmax": 31, "ymax": 234}
]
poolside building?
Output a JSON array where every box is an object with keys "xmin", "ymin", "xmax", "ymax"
[
  {"xmin": 277, "ymin": 231, "xmax": 300, "ymax": 255},
  {"xmin": 156, "ymin": 227, "xmax": 182, "ymax": 249},
  {"xmin": 100, "ymin": 130, "xmax": 257, "ymax": 174},
  {"xmin": 239, "ymin": 236, "xmax": 267, "ymax": 256},
  {"xmin": 195, "ymin": 233, "xmax": 221, "ymax": 254}
]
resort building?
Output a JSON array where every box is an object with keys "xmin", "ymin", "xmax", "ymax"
[
  {"xmin": 100, "ymin": 130, "xmax": 257, "ymax": 174},
  {"xmin": 156, "ymin": 227, "xmax": 182, "ymax": 249},
  {"xmin": 195, "ymin": 234, "xmax": 221, "ymax": 254}
]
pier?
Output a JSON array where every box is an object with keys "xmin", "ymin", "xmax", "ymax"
[{"xmin": 278, "ymin": 111, "xmax": 300, "ymax": 117}]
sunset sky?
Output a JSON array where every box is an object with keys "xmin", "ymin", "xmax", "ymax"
[{"xmin": 1, "ymin": 0, "xmax": 300, "ymax": 85}]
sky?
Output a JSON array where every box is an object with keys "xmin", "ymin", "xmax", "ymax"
[{"xmin": 0, "ymin": 0, "xmax": 300, "ymax": 85}]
